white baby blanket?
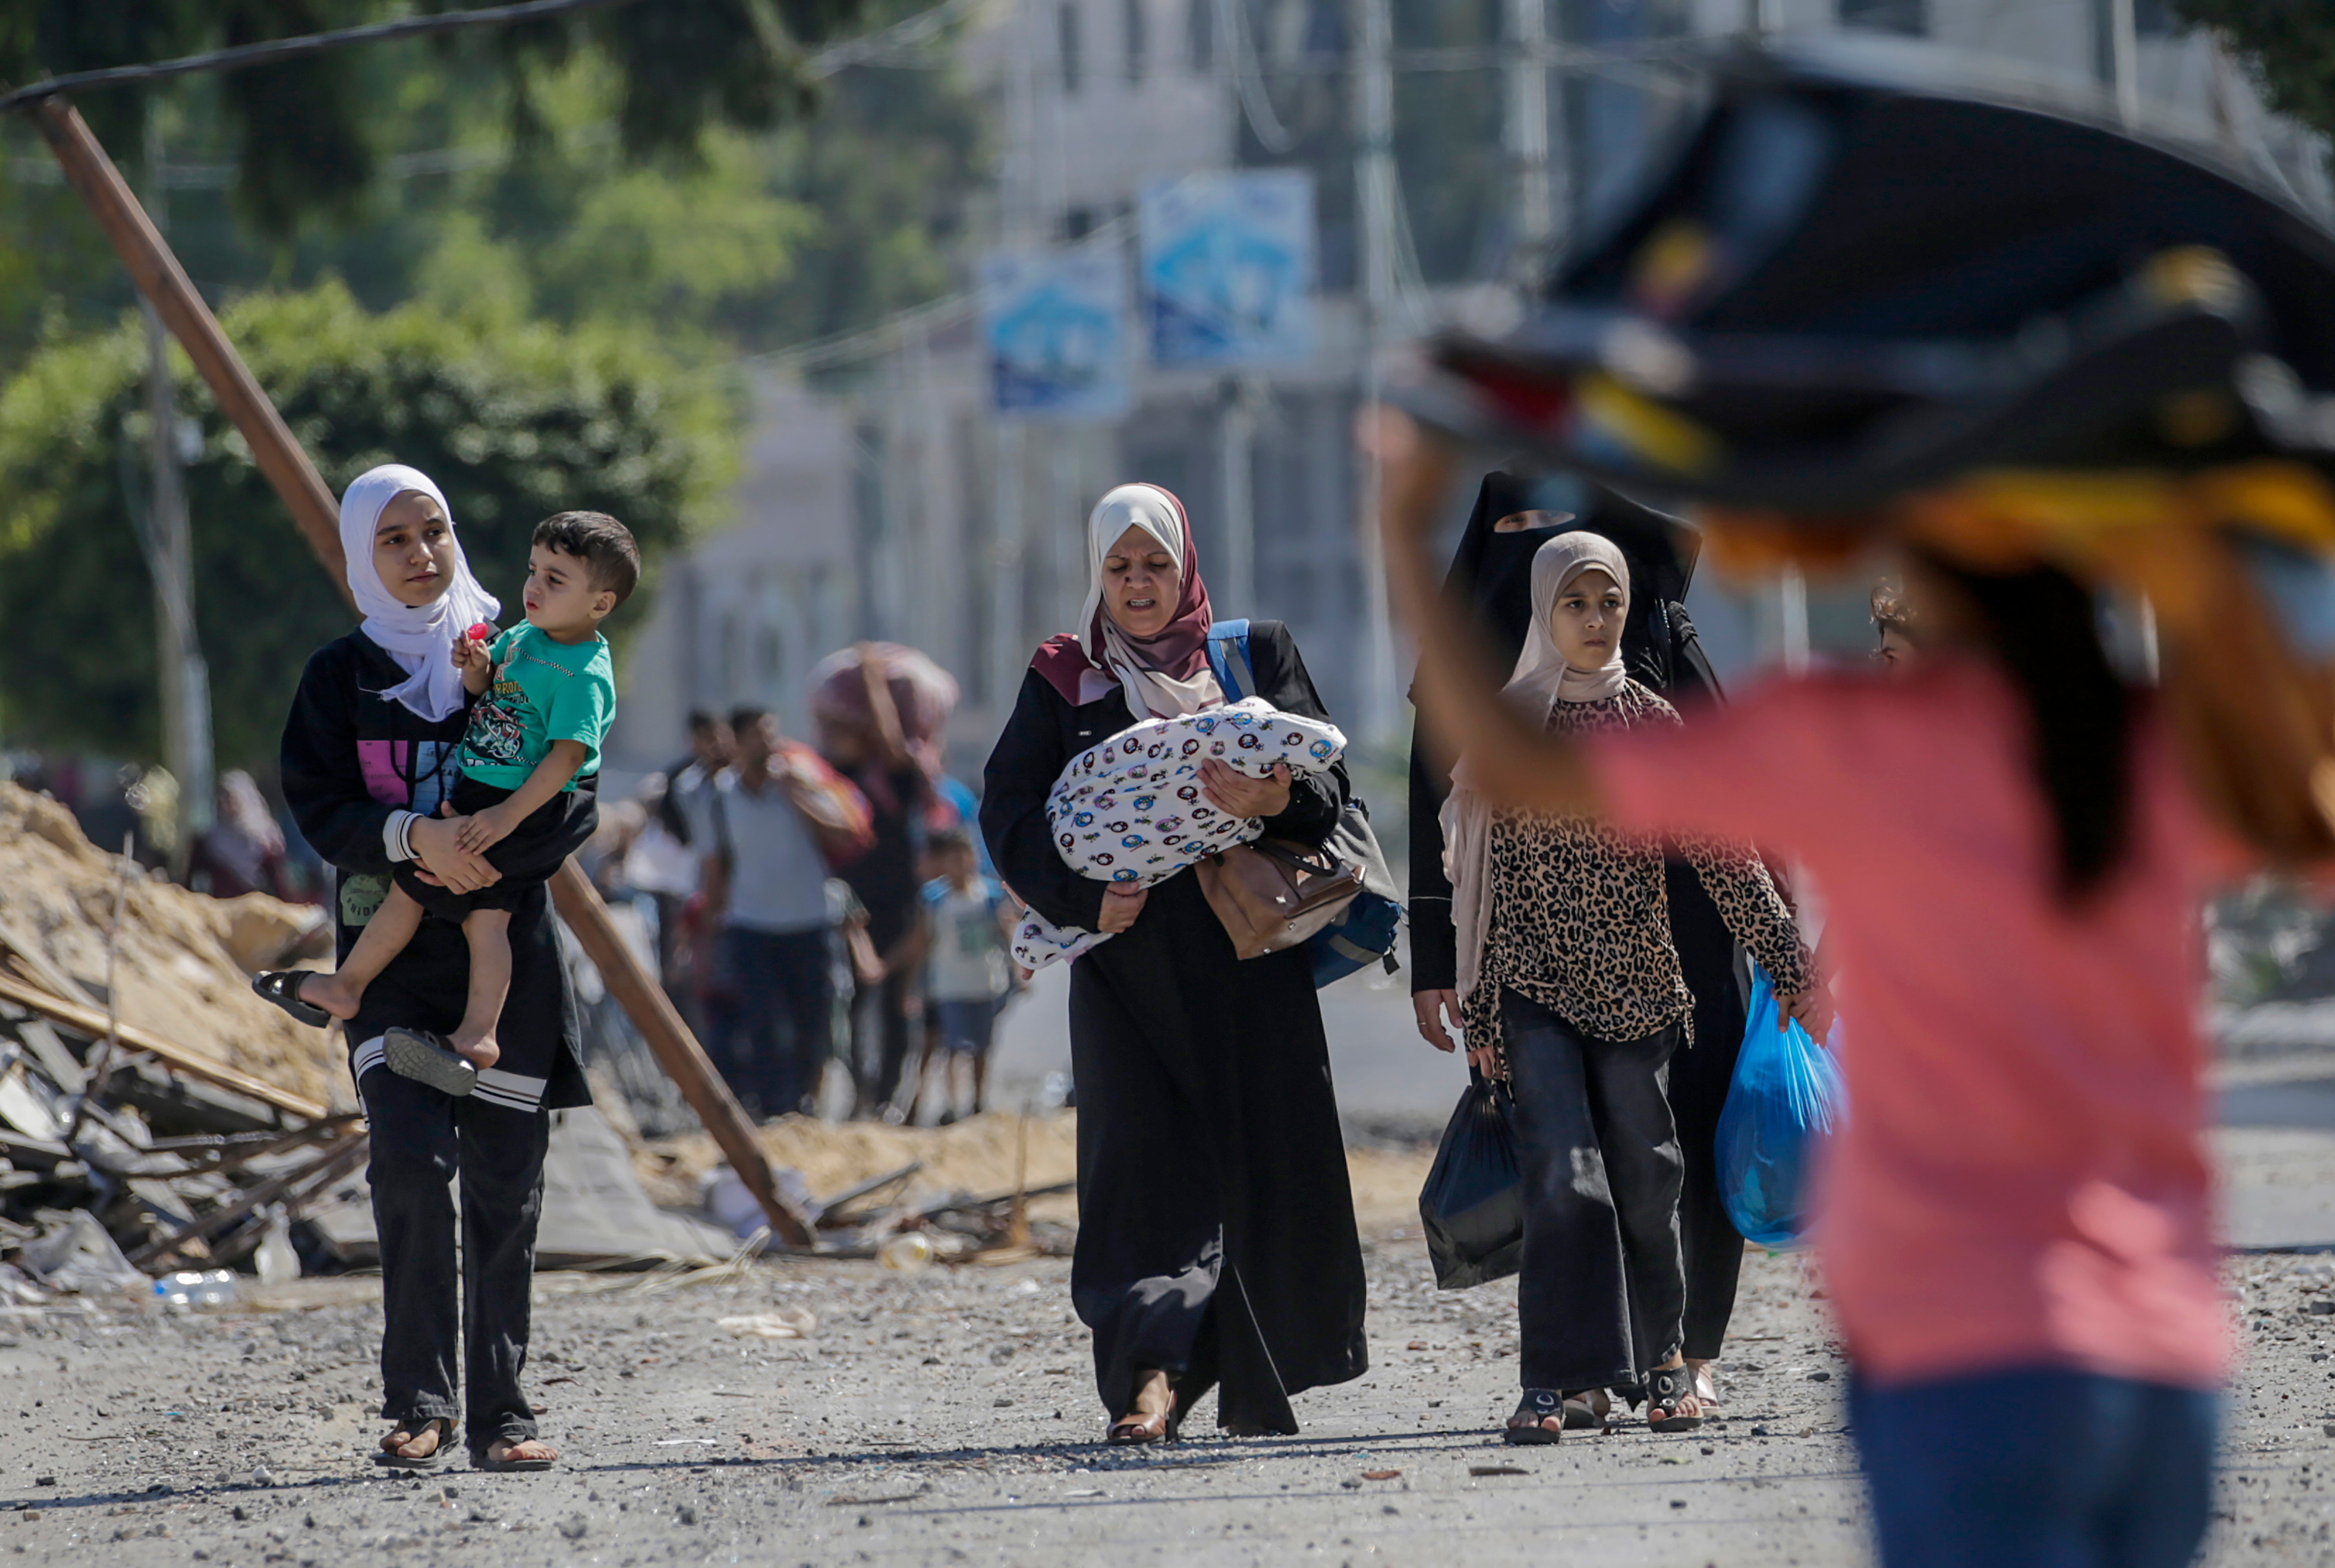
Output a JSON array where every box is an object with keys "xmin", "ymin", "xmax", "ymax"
[{"xmin": 1010, "ymin": 698, "xmax": 1347, "ymax": 971}]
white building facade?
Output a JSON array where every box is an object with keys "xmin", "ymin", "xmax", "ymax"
[{"xmin": 610, "ymin": 0, "xmax": 2332, "ymax": 778}]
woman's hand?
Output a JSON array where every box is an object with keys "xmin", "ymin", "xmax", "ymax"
[
  {"xmin": 1096, "ymin": 885, "xmax": 1149, "ymax": 934},
  {"xmin": 1779, "ymin": 981, "xmax": 1836, "ymax": 1042},
  {"xmin": 409, "ymin": 805, "xmax": 502, "ymax": 895},
  {"xmin": 1200, "ymin": 759, "xmax": 1292, "ymax": 819},
  {"xmin": 1413, "ymin": 989, "xmax": 1462, "ymax": 1052}
]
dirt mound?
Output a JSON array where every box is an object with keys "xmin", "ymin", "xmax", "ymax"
[
  {"xmin": 638, "ymin": 1110, "xmax": 1433, "ymax": 1230},
  {"xmin": 0, "ymin": 783, "xmax": 347, "ymax": 1113}
]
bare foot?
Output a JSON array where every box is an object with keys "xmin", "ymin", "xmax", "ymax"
[
  {"xmin": 1686, "ymin": 1358, "xmax": 1721, "ymax": 1407},
  {"xmin": 483, "ymin": 1437, "xmax": 558, "ymax": 1467},
  {"xmin": 297, "ymin": 972, "xmax": 362, "ymax": 1022},
  {"xmin": 449, "ymin": 1030, "xmax": 500, "ymax": 1070}
]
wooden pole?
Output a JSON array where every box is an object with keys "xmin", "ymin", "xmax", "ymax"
[
  {"xmin": 32, "ymin": 92, "xmax": 812, "ymax": 1250},
  {"xmin": 32, "ymin": 97, "xmax": 351, "ymax": 605},
  {"xmin": 548, "ymin": 861, "xmax": 812, "ymax": 1246}
]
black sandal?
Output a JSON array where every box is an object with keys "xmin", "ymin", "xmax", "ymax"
[
  {"xmin": 252, "ymin": 970, "xmax": 332, "ymax": 1028},
  {"xmin": 1644, "ymin": 1365, "xmax": 1704, "ymax": 1433},
  {"xmin": 384, "ymin": 1026, "xmax": 478, "ymax": 1098},
  {"xmin": 374, "ymin": 1417, "xmax": 453, "ymax": 1470},
  {"xmin": 1562, "ymin": 1389, "xmax": 1611, "ymax": 1430},
  {"xmin": 1502, "ymin": 1389, "xmax": 1565, "ymax": 1445}
]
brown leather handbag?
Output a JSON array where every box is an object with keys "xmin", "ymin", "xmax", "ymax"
[{"xmin": 1193, "ymin": 837, "xmax": 1363, "ymax": 961}]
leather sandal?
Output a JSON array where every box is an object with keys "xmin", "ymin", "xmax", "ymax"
[
  {"xmin": 1106, "ymin": 1390, "xmax": 1180, "ymax": 1445},
  {"xmin": 1644, "ymin": 1364, "xmax": 1704, "ymax": 1433},
  {"xmin": 1502, "ymin": 1389, "xmax": 1565, "ymax": 1445}
]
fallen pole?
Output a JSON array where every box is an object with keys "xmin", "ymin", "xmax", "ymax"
[
  {"xmin": 30, "ymin": 98, "xmax": 349, "ymax": 604},
  {"xmin": 29, "ymin": 92, "xmax": 812, "ymax": 1251}
]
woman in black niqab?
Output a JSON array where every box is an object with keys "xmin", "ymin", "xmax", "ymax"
[{"xmin": 1406, "ymin": 468, "xmax": 1749, "ymax": 1402}]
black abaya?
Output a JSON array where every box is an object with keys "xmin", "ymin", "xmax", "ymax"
[
  {"xmin": 1407, "ymin": 471, "xmax": 1752, "ymax": 1358},
  {"xmin": 983, "ymin": 621, "xmax": 1368, "ymax": 1434}
]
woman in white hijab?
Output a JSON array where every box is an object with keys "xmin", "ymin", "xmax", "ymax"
[
  {"xmin": 1437, "ymin": 531, "xmax": 1817, "ymax": 1443},
  {"xmin": 273, "ymin": 463, "xmax": 596, "ymax": 1474},
  {"xmin": 982, "ymin": 483, "xmax": 1367, "ymax": 1446}
]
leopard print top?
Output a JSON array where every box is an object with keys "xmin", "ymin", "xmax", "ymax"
[{"xmin": 1462, "ymin": 680, "xmax": 1813, "ymax": 1056}]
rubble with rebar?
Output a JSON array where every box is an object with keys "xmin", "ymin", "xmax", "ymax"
[{"xmin": 0, "ymin": 782, "xmax": 357, "ymax": 1301}]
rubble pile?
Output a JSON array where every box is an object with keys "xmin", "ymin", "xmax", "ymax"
[{"xmin": 0, "ymin": 783, "xmax": 358, "ymax": 1300}]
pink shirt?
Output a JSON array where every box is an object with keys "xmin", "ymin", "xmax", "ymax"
[{"xmin": 1593, "ymin": 659, "xmax": 2230, "ymax": 1391}]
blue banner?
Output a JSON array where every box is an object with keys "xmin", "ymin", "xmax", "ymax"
[
  {"xmin": 1140, "ymin": 170, "xmax": 1317, "ymax": 369},
  {"xmin": 978, "ymin": 249, "xmax": 1132, "ymax": 420}
]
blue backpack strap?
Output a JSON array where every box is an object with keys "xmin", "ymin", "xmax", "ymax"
[{"xmin": 1205, "ymin": 619, "xmax": 1256, "ymax": 701}]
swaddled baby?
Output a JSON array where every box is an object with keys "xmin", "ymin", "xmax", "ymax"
[{"xmin": 1013, "ymin": 697, "xmax": 1346, "ymax": 970}]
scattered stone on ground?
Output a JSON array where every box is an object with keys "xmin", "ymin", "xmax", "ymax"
[{"xmin": 0, "ymin": 1222, "xmax": 2321, "ymax": 1566}]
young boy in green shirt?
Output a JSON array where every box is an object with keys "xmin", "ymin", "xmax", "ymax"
[{"xmin": 268, "ymin": 511, "xmax": 636, "ymax": 1096}]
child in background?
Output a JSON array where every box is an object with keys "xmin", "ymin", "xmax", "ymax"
[
  {"xmin": 910, "ymin": 827, "xmax": 1012, "ymax": 1124},
  {"xmin": 256, "ymin": 512, "xmax": 637, "ymax": 1096}
]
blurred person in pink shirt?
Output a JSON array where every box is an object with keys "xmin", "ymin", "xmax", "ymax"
[{"xmin": 1367, "ymin": 48, "xmax": 2335, "ymax": 1568}]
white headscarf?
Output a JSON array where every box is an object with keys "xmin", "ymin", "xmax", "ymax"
[
  {"xmin": 1074, "ymin": 484, "xmax": 1224, "ymax": 719},
  {"xmin": 1442, "ymin": 532, "xmax": 1634, "ymax": 1001},
  {"xmin": 338, "ymin": 464, "xmax": 500, "ymax": 723}
]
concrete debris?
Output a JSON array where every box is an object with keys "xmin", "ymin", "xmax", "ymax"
[{"xmin": 715, "ymin": 1308, "xmax": 817, "ymax": 1339}]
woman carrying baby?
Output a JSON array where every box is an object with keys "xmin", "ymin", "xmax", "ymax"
[{"xmin": 981, "ymin": 483, "xmax": 1367, "ymax": 1443}]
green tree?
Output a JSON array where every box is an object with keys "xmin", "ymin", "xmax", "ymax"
[
  {"xmin": 0, "ymin": 0, "xmax": 868, "ymax": 238},
  {"xmin": 2170, "ymin": 1, "xmax": 2335, "ymax": 140},
  {"xmin": 0, "ymin": 279, "xmax": 736, "ymax": 773}
]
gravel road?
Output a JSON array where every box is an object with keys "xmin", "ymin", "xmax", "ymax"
[{"xmin": 0, "ymin": 1220, "xmax": 2329, "ymax": 1568}]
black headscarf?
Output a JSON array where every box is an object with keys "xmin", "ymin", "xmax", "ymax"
[
  {"xmin": 1433, "ymin": 469, "xmax": 1702, "ymax": 686},
  {"xmin": 1406, "ymin": 468, "xmax": 1709, "ymax": 990}
]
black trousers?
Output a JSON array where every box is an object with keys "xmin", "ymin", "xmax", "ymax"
[
  {"xmin": 361, "ymin": 1063, "xmax": 549, "ymax": 1450},
  {"xmin": 705, "ymin": 925, "xmax": 832, "ymax": 1119},
  {"xmin": 1501, "ymin": 989, "xmax": 1687, "ymax": 1391},
  {"xmin": 1666, "ymin": 859, "xmax": 1752, "ymax": 1361}
]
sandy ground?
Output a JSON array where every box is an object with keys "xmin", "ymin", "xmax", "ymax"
[
  {"xmin": 0, "ymin": 1219, "xmax": 2328, "ymax": 1568},
  {"xmin": 5, "ymin": 1008, "xmax": 2335, "ymax": 1564}
]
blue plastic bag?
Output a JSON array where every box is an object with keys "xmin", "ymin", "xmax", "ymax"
[{"xmin": 1716, "ymin": 963, "xmax": 1846, "ymax": 1248}]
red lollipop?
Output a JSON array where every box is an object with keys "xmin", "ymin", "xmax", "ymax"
[{"xmin": 466, "ymin": 623, "xmax": 494, "ymax": 642}]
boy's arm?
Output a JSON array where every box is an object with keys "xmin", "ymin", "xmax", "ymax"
[{"xmin": 456, "ymin": 741, "xmax": 589, "ymax": 852}]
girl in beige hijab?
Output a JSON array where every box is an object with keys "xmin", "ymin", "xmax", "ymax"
[{"xmin": 1438, "ymin": 531, "xmax": 1817, "ymax": 1441}]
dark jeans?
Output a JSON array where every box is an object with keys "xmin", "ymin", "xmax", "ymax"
[
  {"xmin": 362, "ymin": 1063, "xmax": 549, "ymax": 1451},
  {"xmin": 706, "ymin": 925, "xmax": 832, "ymax": 1120},
  {"xmin": 1500, "ymin": 989, "xmax": 1686, "ymax": 1391},
  {"xmin": 1851, "ymin": 1368, "xmax": 2218, "ymax": 1568}
]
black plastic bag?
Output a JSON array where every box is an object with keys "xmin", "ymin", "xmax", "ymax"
[{"xmin": 1418, "ymin": 1072, "xmax": 1525, "ymax": 1289}]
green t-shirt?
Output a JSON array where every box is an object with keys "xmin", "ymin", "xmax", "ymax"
[{"xmin": 457, "ymin": 623, "xmax": 615, "ymax": 792}]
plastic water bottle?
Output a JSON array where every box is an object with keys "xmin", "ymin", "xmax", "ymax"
[
  {"xmin": 153, "ymin": 1270, "xmax": 237, "ymax": 1309},
  {"xmin": 254, "ymin": 1207, "xmax": 299, "ymax": 1287},
  {"xmin": 877, "ymin": 1233, "xmax": 934, "ymax": 1272}
]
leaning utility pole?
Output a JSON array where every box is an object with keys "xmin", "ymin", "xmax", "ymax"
[
  {"xmin": 27, "ymin": 94, "xmax": 812, "ymax": 1250},
  {"xmin": 1504, "ymin": 0, "xmax": 1553, "ymax": 282},
  {"xmin": 134, "ymin": 104, "xmax": 214, "ymax": 872}
]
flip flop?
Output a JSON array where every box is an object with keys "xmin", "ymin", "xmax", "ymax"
[
  {"xmin": 471, "ymin": 1438, "xmax": 556, "ymax": 1472},
  {"xmin": 374, "ymin": 1419, "xmax": 452, "ymax": 1470},
  {"xmin": 251, "ymin": 970, "xmax": 332, "ymax": 1028},
  {"xmin": 384, "ymin": 1026, "xmax": 478, "ymax": 1098},
  {"xmin": 1502, "ymin": 1389, "xmax": 1565, "ymax": 1445}
]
